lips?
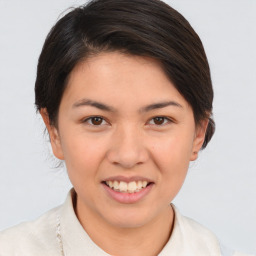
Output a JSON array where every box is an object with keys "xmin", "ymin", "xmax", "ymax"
[{"xmin": 102, "ymin": 176, "xmax": 154, "ymax": 203}]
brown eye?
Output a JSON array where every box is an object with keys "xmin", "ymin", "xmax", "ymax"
[
  {"xmin": 153, "ymin": 117, "xmax": 165, "ymax": 125},
  {"xmin": 91, "ymin": 117, "xmax": 103, "ymax": 125},
  {"xmin": 84, "ymin": 116, "xmax": 107, "ymax": 126},
  {"xmin": 153, "ymin": 117, "xmax": 164, "ymax": 125},
  {"xmin": 148, "ymin": 116, "xmax": 171, "ymax": 126}
]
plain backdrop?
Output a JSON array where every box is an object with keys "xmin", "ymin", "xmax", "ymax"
[{"xmin": 0, "ymin": 0, "xmax": 255, "ymax": 254}]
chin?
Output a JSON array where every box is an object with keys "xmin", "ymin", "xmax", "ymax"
[
  {"xmin": 109, "ymin": 217, "xmax": 148, "ymax": 229},
  {"xmin": 103, "ymin": 207, "xmax": 154, "ymax": 229}
]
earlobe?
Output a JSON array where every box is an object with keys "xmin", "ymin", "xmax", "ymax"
[
  {"xmin": 40, "ymin": 108, "xmax": 64, "ymax": 160},
  {"xmin": 190, "ymin": 119, "xmax": 209, "ymax": 161}
]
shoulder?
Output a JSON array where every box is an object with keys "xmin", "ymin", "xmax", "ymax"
[
  {"xmin": 0, "ymin": 205, "xmax": 61, "ymax": 256},
  {"xmin": 172, "ymin": 205, "xmax": 221, "ymax": 252},
  {"xmin": 171, "ymin": 205, "xmax": 255, "ymax": 256}
]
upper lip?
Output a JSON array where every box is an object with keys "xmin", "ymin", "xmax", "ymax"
[{"xmin": 103, "ymin": 175, "xmax": 154, "ymax": 183}]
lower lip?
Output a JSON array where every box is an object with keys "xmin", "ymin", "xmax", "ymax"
[{"xmin": 102, "ymin": 183, "xmax": 154, "ymax": 204}]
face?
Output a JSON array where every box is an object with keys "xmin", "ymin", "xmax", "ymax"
[{"xmin": 42, "ymin": 52, "xmax": 207, "ymax": 229}]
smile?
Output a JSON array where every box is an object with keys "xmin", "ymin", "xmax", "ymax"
[
  {"xmin": 105, "ymin": 180, "xmax": 149, "ymax": 193},
  {"xmin": 102, "ymin": 178, "xmax": 154, "ymax": 204}
]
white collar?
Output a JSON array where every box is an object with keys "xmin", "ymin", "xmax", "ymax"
[{"xmin": 58, "ymin": 189, "xmax": 221, "ymax": 256}]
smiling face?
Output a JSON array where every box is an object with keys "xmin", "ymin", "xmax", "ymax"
[{"xmin": 41, "ymin": 52, "xmax": 207, "ymax": 230}]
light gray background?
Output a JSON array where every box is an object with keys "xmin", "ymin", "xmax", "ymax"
[{"xmin": 0, "ymin": 0, "xmax": 255, "ymax": 254}]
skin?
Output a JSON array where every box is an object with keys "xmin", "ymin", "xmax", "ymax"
[{"xmin": 41, "ymin": 52, "xmax": 208, "ymax": 256}]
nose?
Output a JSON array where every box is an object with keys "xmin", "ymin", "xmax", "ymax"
[{"xmin": 106, "ymin": 125, "xmax": 149, "ymax": 169}]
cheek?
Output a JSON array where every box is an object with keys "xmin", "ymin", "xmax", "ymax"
[
  {"xmin": 60, "ymin": 133, "xmax": 107, "ymax": 180},
  {"xmin": 150, "ymin": 133, "xmax": 193, "ymax": 195},
  {"xmin": 151, "ymin": 132, "xmax": 193, "ymax": 168}
]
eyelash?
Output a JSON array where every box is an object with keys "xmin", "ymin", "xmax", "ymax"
[
  {"xmin": 83, "ymin": 116, "xmax": 108, "ymax": 126},
  {"xmin": 82, "ymin": 116, "xmax": 173, "ymax": 126},
  {"xmin": 148, "ymin": 116, "xmax": 173, "ymax": 126}
]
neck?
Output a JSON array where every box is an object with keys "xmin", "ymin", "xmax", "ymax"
[{"xmin": 75, "ymin": 196, "xmax": 174, "ymax": 256}]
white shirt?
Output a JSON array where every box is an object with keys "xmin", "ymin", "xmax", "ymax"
[{"xmin": 0, "ymin": 189, "xmax": 254, "ymax": 256}]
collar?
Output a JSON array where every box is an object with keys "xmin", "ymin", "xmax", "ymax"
[{"xmin": 59, "ymin": 189, "xmax": 221, "ymax": 256}]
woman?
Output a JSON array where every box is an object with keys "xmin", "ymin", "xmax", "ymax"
[{"xmin": 0, "ymin": 0, "xmax": 254, "ymax": 255}]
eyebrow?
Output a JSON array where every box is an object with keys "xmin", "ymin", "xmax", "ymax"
[
  {"xmin": 72, "ymin": 99, "xmax": 116, "ymax": 112},
  {"xmin": 72, "ymin": 98, "xmax": 183, "ymax": 112},
  {"xmin": 139, "ymin": 101, "xmax": 183, "ymax": 112}
]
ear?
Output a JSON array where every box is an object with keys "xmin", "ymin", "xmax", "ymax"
[
  {"xmin": 190, "ymin": 119, "xmax": 209, "ymax": 161},
  {"xmin": 40, "ymin": 108, "xmax": 64, "ymax": 160}
]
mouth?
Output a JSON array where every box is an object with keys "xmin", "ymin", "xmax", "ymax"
[
  {"xmin": 101, "ymin": 178, "xmax": 154, "ymax": 204},
  {"xmin": 103, "ymin": 180, "xmax": 153, "ymax": 193}
]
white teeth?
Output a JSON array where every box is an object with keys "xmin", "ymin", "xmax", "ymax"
[
  {"xmin": 108, "ymin": 181, "xmax": 113, "ymax": 188},
  {"xmin": 119, "ymin": 181, "xmax": 128, "ymax": 192},
  {"xmin": 105, "ymin": 180, "xmax": 149, "ymax": 193},
  {"xmin": 137, "ymin": 181, "xmax": 143, "ymax": 190},
  {"xmin": 128, "ymin": 181, "xmax": 137, "ymax": 193},
  {"xmin": 142, "ymin": 181, "xmax": 147, "ymax": 188},
  {"xmin": 113, "ymin": 181, "xmax": 119, "ymax": 190}
]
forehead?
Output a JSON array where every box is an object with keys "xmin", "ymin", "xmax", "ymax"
[
  {"xmin": 71, "ymin": 52, "xmax": 165, "ymax": 84},
  {"xmin": 62, "ymin": 52, "xmax": 189, "ymax": 110}
]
